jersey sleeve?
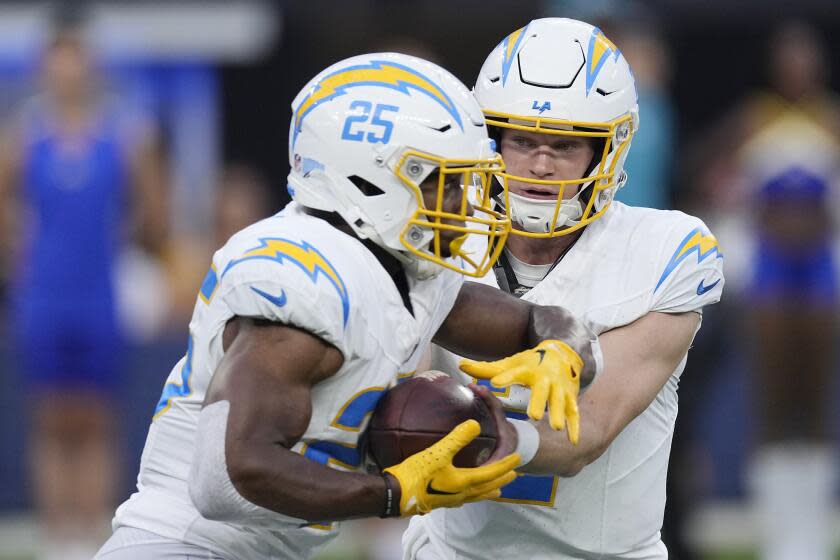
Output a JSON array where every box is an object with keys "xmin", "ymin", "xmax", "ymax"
[
  {"xmin": 649, "ymin": 217, "xmax": 725, "ymax": 314},
  {"xmin": 215, "ymin": 250, "xmax": 351, "ymax": 358}
]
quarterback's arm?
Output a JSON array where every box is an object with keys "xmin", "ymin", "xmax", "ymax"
[
  {"xmin": 521, "ymin": 310, "xmax": 700, "ymax": 476},
  {"xmin": 434, "ymin": 281, "xmax": 598, "ymax": 388},
  {"xmin": 193, "ymin": 316, "xmax": 389, "ymax": 522}
]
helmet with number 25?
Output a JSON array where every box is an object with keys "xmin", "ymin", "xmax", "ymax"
[
  {"xmin": 475, "ymin": 18, "xmax": 639, "ymax": 237},
  {"xmin": 289, "ymin": 52, "xmax": 510, "ymax": 279}
]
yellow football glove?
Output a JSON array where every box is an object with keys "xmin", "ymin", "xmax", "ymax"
[
  {"xmin": 383, "ymin": 419, "xmax": 519, "ymax": 516},
  {"xmin": 460, "ymin": 339, "xmax": 583, "ymax": 443}
]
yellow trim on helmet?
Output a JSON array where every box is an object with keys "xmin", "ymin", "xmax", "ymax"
[
  {"xmin": 484, "ymin": 109, "xmax": 635, "ymax": 238},
  {"xmin": 394, "ymin": 149, "xmax": 511, "ymax": 277}
]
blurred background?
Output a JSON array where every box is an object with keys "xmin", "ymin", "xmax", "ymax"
[{"xmin": 0, "ymin": 1, "xmax": 839, "ymax": 559}]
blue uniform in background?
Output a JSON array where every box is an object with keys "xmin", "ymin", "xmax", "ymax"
[
  {"xmin": 750, "ymin": 167, "xmax": 837, "ymax": 305},
  {"xmin": 752, "ymin": 241, "xmax": 837, "ymax": 304},
  {"xmin": 11, "ymin": 97, "xmax": 130, "ymax": 394}
]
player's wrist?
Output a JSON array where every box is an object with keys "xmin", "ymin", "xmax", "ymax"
[
  {"xmin": 509, "ymin": 418, "xmax": 540, "ymax": 466},
  {"xmin": 380, "ymin": 472, "xmax": 402, "ymax": 518}
]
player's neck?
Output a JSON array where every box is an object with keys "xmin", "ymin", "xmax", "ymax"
[{"xmin": 504, "ymin": 229, "xmax": 583, "ymax": 265}]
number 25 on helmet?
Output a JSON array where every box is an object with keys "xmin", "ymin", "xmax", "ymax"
[{"xmin": 289, "ymin": 52, "xmax": 511, "ymax": 279}]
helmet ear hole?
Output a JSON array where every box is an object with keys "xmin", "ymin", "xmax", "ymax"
[{"xmin": 348, "ymin": 175, "xmax": 385, "ymax": 197}]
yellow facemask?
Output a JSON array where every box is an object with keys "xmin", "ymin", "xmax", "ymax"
[
  {"xmin": 485, "ymin": 110, "xmax": 635, "ymax": 238},
  {"xmin": 395, "ymin": 150, "xmax": 511, "ymax": 277}
]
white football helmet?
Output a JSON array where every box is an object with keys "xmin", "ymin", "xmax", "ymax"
[
  {"xmin": 475, "ymin": 18, "xmax": 639, "ymax": 237},
  {"xmin": 289, "ymin": 52, "xmax": 510, "ymax": 279}
]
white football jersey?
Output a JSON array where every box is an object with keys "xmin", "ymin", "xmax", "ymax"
[
  {"xmin": 113, "ymin": 203, "xmax": 463, "ymax": 560},
  {"xmin": 408, "ymin": 202, "xmax": 724, "ymax": 560}
]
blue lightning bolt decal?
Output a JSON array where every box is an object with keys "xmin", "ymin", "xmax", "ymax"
[
  {"xmin": 585, "ymin": 27, "xmax": 622, "ymax": 96},
  {"xmin": 292, "ymin": 60, "xmax": 463, "ymax": 147},
  {"xmin": 223, "ymin": 238, "xmax": 350, "ymax": 326},
  {"xmin": 655, "ymin": 228, "xmax": 723, "ymax": 293},
  {"xmin": 500, "ymin": 24, "xmax": 529, "ymax": 86}
]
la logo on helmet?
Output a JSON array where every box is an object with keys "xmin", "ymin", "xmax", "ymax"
[{"xmin": 531, "ymin": 100, "xmax": 551, "ymax": 114}]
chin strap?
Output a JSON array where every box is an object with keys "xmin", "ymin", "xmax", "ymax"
[{"xmin": 493, "ymin": 250, "xmax": 529, "ymax": 298}]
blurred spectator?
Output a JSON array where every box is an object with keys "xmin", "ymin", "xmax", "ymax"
[
  {"xmin": 0, "ymin": 23, "xmax": 167, "ymax": 560},
  {"xmin": 687, "ymin": 20, "xmax": 840, "ymax": 560},
  {"xmin": 610, "ymin": 23, "xmax": 675, "ymax": 209},
  {"xmin": 162, "ymin": 163, "xmax": 272, "ymax": 332}
]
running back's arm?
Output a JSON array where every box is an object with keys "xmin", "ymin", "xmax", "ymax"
[
  {"xmin": 194, "ymin": 316, "xmax": 388, "ymax": 523},
  {"xmin": 434, "ymin": 282, "xmax": 598, "ymax": 387}
]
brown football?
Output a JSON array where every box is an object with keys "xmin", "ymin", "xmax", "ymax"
[{"xmin": 368, "ymin": 370, "xmax": 498, "ymax": 469}]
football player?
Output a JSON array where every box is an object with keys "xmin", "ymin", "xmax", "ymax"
[
  {"xmin": 94, "ymin": 52, "xmax": 600, "ymax": 560},
  {"xmin": 403, "ymin": 18, "xmax": 724, "ymax": 560}
]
